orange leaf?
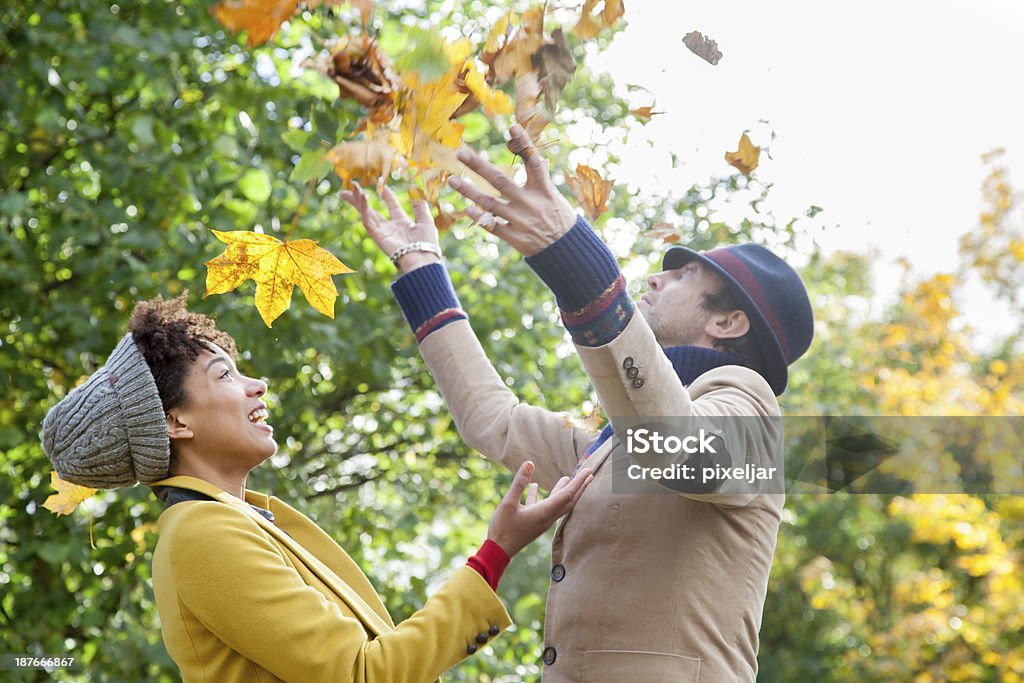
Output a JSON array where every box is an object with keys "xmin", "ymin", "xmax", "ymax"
[
  {"xmin": 514, "ymin": 70, "xmax": 551, "ymax": 141},
  {"xmin": 573, "ymin": 0, "xmax": 625, "ymax": 39},
  {"xmin": 349, "ymin": 0, "xmax": 373, "ymax": 26},
  {"xmin": 725, "ymin": 133, "xmax": 760, "ymax": 176},
  {"xmin": 205, "ymin": 230, "xmax": 354, "ymax": 327},
  {"xmin": 490, "ymin": 7, "xmax": 546, "ymax": 84},
  {"xmin": 327, "ymin": 129, "xmax": 399, "ymax": 188},
  {"xmin": 43, "ymin": 471, "xmax": 97, "ymax": 516},
  {"xmin": 648, "ymin": 221, "xmax": 680, "ymax": 244},
  {"xmin": 210, "ymin": 0, "xmax": 298, "ymax": 48},
  {"xmin": 630, "ymin": 105, "xmax": 663, "ymax": 122},
  {"xmin": 566, "ymin": 164, "xmax": 613, "ymax": 221}
]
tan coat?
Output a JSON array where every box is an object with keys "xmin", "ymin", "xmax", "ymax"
[
  {"xmin": 419, "ymin": 313, "xmax": 784, "ymax": 682},
  {"xmin": 149, "ymin": 476, "xmax": 511, "ymax": 682}
]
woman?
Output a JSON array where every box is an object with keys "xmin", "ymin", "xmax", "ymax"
[{"xmin": 41, "ymin": 294, "xmax": 592, "ymax": 682}]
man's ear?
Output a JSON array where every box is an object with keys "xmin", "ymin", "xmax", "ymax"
[
  {"xmin": 166, "ymin": 412, "xmax": 194, "ymax": 441},
  {"xmin": 705, "ymin": 309, "xmax": 750, "ymax": 341}
]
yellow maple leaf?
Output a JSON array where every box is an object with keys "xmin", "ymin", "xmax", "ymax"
[
  {"xmin": 43, "ymin": 471, "xmax": 97, "ymax": 516},
  {"xmin": 210, "ymin": 0, "xmax": 298, "ymax": 48},
  {"xmin": 725, "ymin": 133, "xmax": 760, "ymax": 176},
  {"xmin": 566, "ymin": 164, "xmax": 613, "ymax": 221},
  {"xmin": 205, "ymin": 230, "xmax": 354, "ymax": 327}
]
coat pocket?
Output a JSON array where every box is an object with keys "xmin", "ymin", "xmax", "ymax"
[{"xmin": 582, "ymin": 649, "xmax": 701, "ymax": 682}]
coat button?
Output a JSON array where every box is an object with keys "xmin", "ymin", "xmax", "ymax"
[
  {"xmin": 626, "ymin": 366, "xmax": 639, "ymax": 379},
  {"xmin": 488, "ymin": 625, "xmax": 500, "ymax": 637},
  {"xmin": 467, "ymin": 644, "xmax": 478, "ymax": 655},
  {"xmin": 476, "ymin": 632, "xmax": 488, "ymax": 644},
  {"xmin": 632, "ymin": 377, "xmax": 645, "ymax": 389},
  {"xmin": 622, "ymin": 357, "xmax": 634, "ymax": 369},
  {"xmin": 551, "ymin": 564, "xmax": 566, "ymax": 582},
  {"xmin": 542, "ymin": 646, "xmax": 557, "ymax": 665}
]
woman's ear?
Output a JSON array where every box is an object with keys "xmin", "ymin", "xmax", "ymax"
[
  {"xmin": 705, "ymin": 309, "xmax": 751, "ymax": 341},
  {"xmin": 166, "ymin": 412, "xmax": 194, "ymax": 441}
]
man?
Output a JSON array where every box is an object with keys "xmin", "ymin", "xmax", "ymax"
[{"xmin": 343, "ymin": 124, "xmax": 813, "ymax": 682}]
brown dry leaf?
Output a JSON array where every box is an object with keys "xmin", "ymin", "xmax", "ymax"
[
  {"xmin": 725, "ymin": 133, "xmax": 760, "ymax": 176},
  {"xmin": 648, "ymin": 221, "xmax": 680, "ymax": 244},
  {"xmin": 514, "ymin": 70, "xmax": 551, "ymax": 141},
  {"xmin": 328, "ymin": 129, "xmax": 399, "ymax": 188},
  {"xmin": 561, "ymin": 405, "xmax": 603, "ymax": 434},
  {"xmin": 682, "ymin": 30, "xmax": 722, "ymax": 65},
  {"xmin": 206, "ymin": 230, "xmax": 354, "ymax": 327},
  {"xmin": 210, "ymin": 0, "xmax": 298, "ymax": 48},
  {"xmin": 630, "ymin": 105, "xmax": 663, "ymax": 122},
  {"xmin": 573, "ymin": 0, "xmax": 625, "ymax": 40},
  {"xmin": 491, "ymin": 7, "xmax": 547, "ymax": 84},
  {"xmin": 532, "ymin": 28, "xmax": 576, "ymax": 112},
  {"xmin": 308, "ymin": 35, "xmax": 399, "ymax": 123},
  {"xmin": 566, "ymin": 164, "xmax": 613, "ymax": 221},
  {"xmin": 43, "ymin": 471, "xmax": 97, "ymax": 516}
]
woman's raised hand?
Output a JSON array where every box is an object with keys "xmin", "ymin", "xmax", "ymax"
[
  {"xmin": 487, "ymin": 461, "xmax": 594, "ymax": 558},
  {"xmin": 340, "ymin": 182, "xmax": 441, "ymax": 273}
]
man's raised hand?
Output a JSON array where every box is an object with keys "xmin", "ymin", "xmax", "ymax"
[{"xmin": 448, "ymin": 124, "xmax": 577, "ymax": 257}]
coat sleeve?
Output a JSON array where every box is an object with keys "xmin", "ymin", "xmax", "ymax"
[
  {"xmin": 165, "ymin": 503, "xmax": 512, "ymax": 683},
  {"xmin": 391, "ymin": 263, "xmax": 596, "ymax": 492},
  {"xmin": 418, "ymin": 318, "xmax": 595, "ymax": 491}
]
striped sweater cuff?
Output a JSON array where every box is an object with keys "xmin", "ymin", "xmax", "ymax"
[
  {"xmin": 525, "ymin": 215, "xmax": 634, "ymax": 347},
  {"xmin": 391, "ymin": 263, "xmax": 467, "ymax": 342}
]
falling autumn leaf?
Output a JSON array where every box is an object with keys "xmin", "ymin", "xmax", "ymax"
[
  {"xmin": 725, "ymin": 133, "xmax": 760, "ymax": 176},
  {"xmin": 328, "ymin": 128, "xmax": 400, "ymax": 188},
  {"xmin": 573, "ymin": 0, "xmax": 625, "ymax": 40},
  {"xmin": 514, "ymin": 70, "xmax": 551, "ymax": 141},
  {"xmin": 462, "ymin": 68, "xmax": 514, "ymax": 117},
  {"xmin": 561, "ymin": 404, "xmax": 603, "ymax": 434},
  {"xmin": 490, "ymin": 6, "xmax": 546, "ymax": 84},
  {"xmin": 647, "ymin": 221, "xmax": 680, "ymax": 244},
  {"xmin": 205, "ymin": 230, "xmax": 354, "ymax": 327},
  {"xmin": 630, "ymin": 105, "xmax": 663, "ymax": 123},
  {"xmin": 304, "ymin": 35, "xmax": 400, "ymax": 124},
  {"xmin": 43, "ymin": 471, "xmax": 97, "ymax": 516},
  {"xmin": 532, "ymin": 28, "xmax": 576, "ymax": 112},
  {"xmin": 349, "ymin": 0, "xmax": 374, "ymax": 27},
  {"xmin": 566, "ymin": 164, "xmax": 613, "ymax": 221},
  {"xmin": 682, "ymin": 30, "xmax": 722, "ymax": 65},
  {"xmin": 210, "ymin": 0, "xmax": 298, "ymax": 47}
]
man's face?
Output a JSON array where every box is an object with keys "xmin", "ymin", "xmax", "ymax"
[
  {"xmin": 169, "ymin": 343, "xmax": 277, "ymax": 470},
  {"xmin": 637, "ymin": 260, "xmax": 729, "ymax": 347}
]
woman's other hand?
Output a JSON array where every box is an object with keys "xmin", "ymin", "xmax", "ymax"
[
  {"xmin": 487, "ymin": 461, "xmax": 594, "ymax": 558},
  {"xmin": 340, "ymin": 182, "xmax": 441, "ymax": 273}
]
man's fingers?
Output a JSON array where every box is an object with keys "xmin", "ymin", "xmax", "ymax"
[
  {"xmin": 508, "ymin": 123, "xmax": 547, "ymax": 184},
  {"xmin": 454, "ymin": 147, "xmax": 524, "ymax": 200},
  {"xmin": 449, "ymin": 175, "xmax": 512, "ymax": 219}
]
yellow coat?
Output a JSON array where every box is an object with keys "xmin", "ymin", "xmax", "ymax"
[{"xmin": 149, "ymin": 475, "xmax": 511, "ymax": 683}]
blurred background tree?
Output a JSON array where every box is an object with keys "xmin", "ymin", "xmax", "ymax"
[{"xmin": 1, "ymin": 0, "xmax": 1021, "ymax": 681}]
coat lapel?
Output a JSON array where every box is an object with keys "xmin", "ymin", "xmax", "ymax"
[{"xmin": 150, "ymin": 476, "xmax": 393, "ymax": 637}]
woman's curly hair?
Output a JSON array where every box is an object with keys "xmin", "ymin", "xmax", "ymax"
[{"xmin": 127, "ymin": 293, "xmax": 238, "ymax": 413}]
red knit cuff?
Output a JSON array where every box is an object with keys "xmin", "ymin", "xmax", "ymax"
[{"xmin": 466, "ymin": 539, "xmax": 511, "ymax": 592}]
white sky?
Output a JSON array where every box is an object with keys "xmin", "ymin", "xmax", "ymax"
[{"xmin": 584, "ymin": 0, "xmax": 1024, "ymax": 343}]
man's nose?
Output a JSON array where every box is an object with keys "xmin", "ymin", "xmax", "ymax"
[{"xmin": 647, "ymin": 272, "xmax": 663, "ymax": 290}]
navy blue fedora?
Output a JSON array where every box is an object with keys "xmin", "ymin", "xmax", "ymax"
[{"xmin": 663, "ymin": 243, "xmax": 814, "ymax": 395}]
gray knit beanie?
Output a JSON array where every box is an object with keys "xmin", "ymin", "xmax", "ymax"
[{"xmin": 42, "ymin": 333, "xmax": 170, "ymax": 489}]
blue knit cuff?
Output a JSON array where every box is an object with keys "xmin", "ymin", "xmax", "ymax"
[
  {"xmin": 525, "ymin": 216, "xmax": 634, "ymax": 347},
  {"xmin": 391, "ymin": 263, "xmax": 467, "ymax": 342}
]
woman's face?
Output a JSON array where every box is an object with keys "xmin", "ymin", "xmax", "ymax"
[{"xmin": 169, "ymin": 343, "xmax": 277, "ymax": 470}]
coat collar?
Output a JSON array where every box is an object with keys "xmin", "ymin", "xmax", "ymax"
[{"xmin": 149, "ymin": 475, "xmax": 393, "ymax": 637}]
